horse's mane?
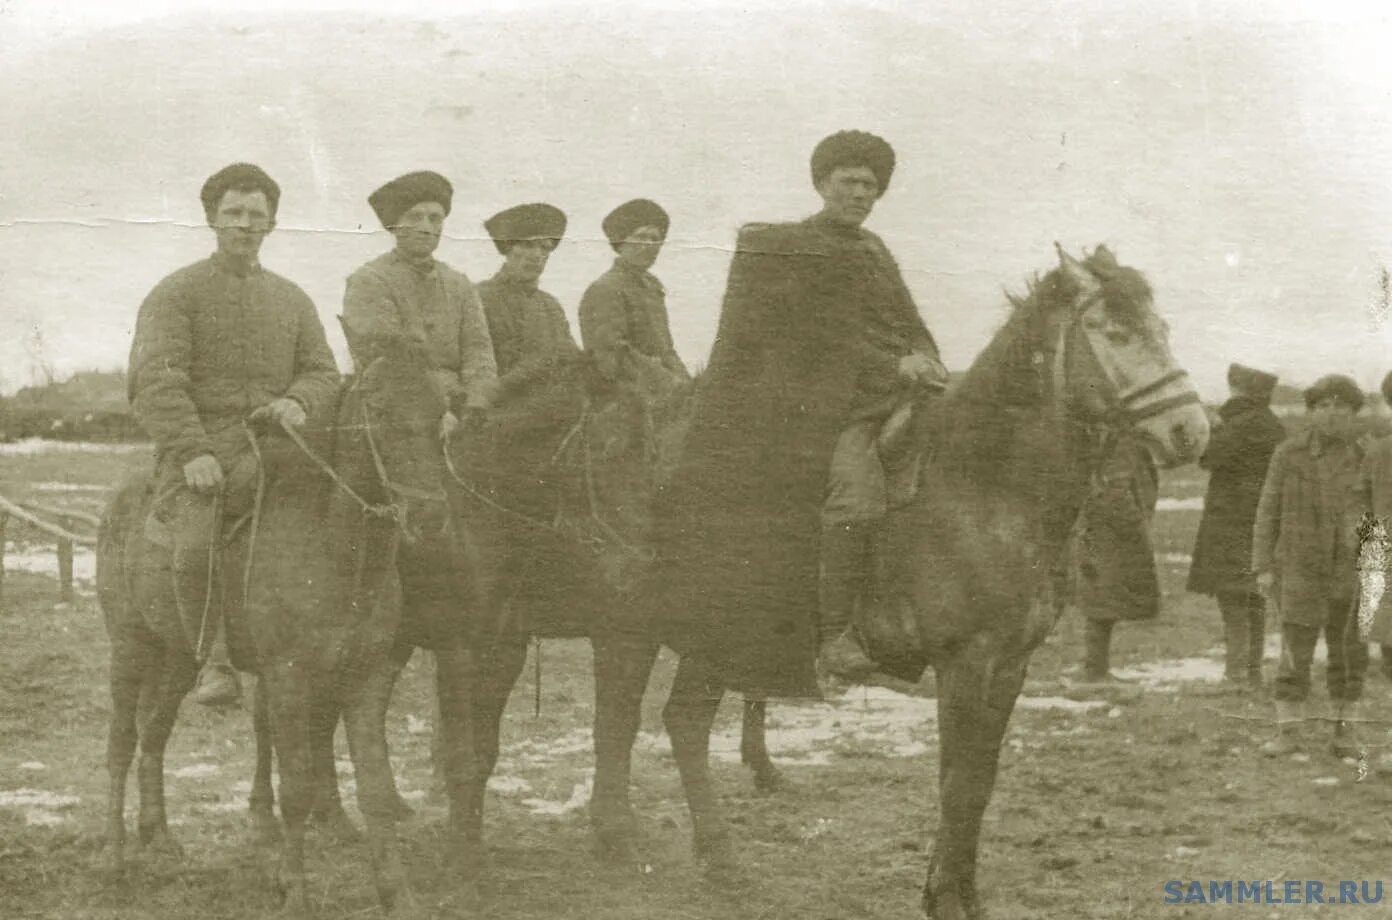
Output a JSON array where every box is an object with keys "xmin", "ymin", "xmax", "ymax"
[{"xmin": 929, "ymin": 247, "xmax": 1152, "ymax": 488}]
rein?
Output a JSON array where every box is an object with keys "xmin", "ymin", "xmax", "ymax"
[{"xmin": 439, "ymin": 412, "xmax": 654, "ymax": 562}]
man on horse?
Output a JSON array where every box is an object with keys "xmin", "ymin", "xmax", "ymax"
[
  {"xmin": 579, "ymin": 198, "xmax": 690, "ymax": 392},
  {"xmin": 654, "ymin": 130, "xmax": 947, "ymax": 697},
  {"xmin": 343, "ymin": 171, "xmax": 499, "ymax": 433},
  {"xmin": 342, "ymin": 170, "xmax": 499, "ymax": 650},
  {"xmin": 127, "ymin": 163, "xmax": 340, "ymax": 707},
  {"xmin": 476, "ymin": 202, "xmax": 580, "ymax": 399}
]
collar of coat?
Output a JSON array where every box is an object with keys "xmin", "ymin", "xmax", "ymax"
[{"xmin": 209, "ymin": 250, "xmax": 262, "ymax": 278}]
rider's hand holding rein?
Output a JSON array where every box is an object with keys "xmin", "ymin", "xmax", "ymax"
[
  {"xmin": 183, "ymin": 454, "xmax": 224, "ymax": 492},
  {"xmin": 265, "ymin": 397, "xmax": 307, "ymax": 430},
  {"xmin": 899, "ymin": 352, "xmax": 950, "ymax": 391}
]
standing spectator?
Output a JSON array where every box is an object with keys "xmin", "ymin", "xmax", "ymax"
[
  {"xmin": 1073, "ymin": 433, "xmax": 1161, "ymax": 685},
  {"xmin": 1187, "ymin": 364, "xmax": 1285, "ymax": 689},
  {"xmin": 1252, "ymin": 374, "xmax": 1367, "ymax": 757},
  {"xmin": 1353, "ymin": 371, "xmax": 1392, "ymax": 774}
]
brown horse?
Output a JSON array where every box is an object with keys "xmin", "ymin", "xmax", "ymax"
[
  {"xmin": 98, "ymin": 334, "xmax": 483, "ymax": 919},
  {"xmin": 649, "ymin": 245, "xmax": 1209, "ymax": 918},
  {"xmin": 415, "ymin": 355, "xmax": 792, "ymax": 860}
]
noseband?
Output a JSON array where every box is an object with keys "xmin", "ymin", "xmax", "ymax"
[{"xmin": 1048, "ymin": 290, "xmax": 1200, "ymax": 431}]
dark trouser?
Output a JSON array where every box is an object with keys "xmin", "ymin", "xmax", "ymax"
[
  {"xmin": 1217, "ymin": 590, "xmax": 1266, "ymax": 684},
  {"xmin": 1274, "ymin": 599, "xmax": 1369, "ymax": 703},
  {"xmin": 157, "ymin": 444, "xmax": 261, "ymax": 660}
]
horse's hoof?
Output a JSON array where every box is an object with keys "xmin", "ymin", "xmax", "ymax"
[
  {"xmin": 136, "ymin": 830, "xmax": 185, "ymax": 867},
  {"xmin": 251, "ymin": 810, "xmax": 282, "ymax": 846},
  {"xmin": 694, "ymin": 829, "xmax": 745, "ymax": 884},
  {"xmin": 752, "ymin": 766, "xmax": 794, "ymax": 796},
  {"xmin": 308, "ymin": 807, "xmax": 362, "ymax": 845},
  {"xmin": 99, "ymin": 844, "xmax": 128, "ymax": 886}
]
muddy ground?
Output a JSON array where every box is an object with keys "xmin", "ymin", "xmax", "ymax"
[{"xmin": 3, "ymin": 442, "xmax": 1392, "ymax": 919}]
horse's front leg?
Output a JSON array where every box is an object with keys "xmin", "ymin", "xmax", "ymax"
[
  {"xmin": 134, "ymin": 647, "xmax": 197, "ymax": 864},
  {"xmin": 739, "ymin": 696, "xmax": 789, "ymax": 794},
  {"xmin": 590, "ymin": 629, "xmax": 658, "ymax": 859},
  {"xmin": 342, "ymin": 657, "xmax": 422, "ymax": 919},
  {"xmin": 249, "ymin": 675, "xmax": 281, "ymax": 845},
  {"xmin": 262, "ymin": 660, "xmax": 316, "ymax": 918},
  {"xmin": 662, "ymin": 654, "xmax": 733, "ymax": 874},
  {"xmin": 431, "ymin": 642, "xmax": 484, "ymax": 887},
  {"xmin": 924, "ymin": 636, "xmax": 1028, "ymax": 920},
  {"xmin": 104, "ymin": 631, "xmax": 148, "ymax": 880}
]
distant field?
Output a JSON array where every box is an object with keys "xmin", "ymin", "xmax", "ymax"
[{"xmin": 3, "ymin": 445, "xmax": 1392, "ymax": 919}]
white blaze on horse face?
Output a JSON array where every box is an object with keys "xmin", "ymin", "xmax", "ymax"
[{"xmin": 1077, "ymin": 298, "xmax": 1209, "ymax": 467}]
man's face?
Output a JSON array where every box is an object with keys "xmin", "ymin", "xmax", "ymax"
[
  {"xmin": 1310, "ymin": 396, "xmax": 1356, "ymax": 439},
  {"xmin": 816, "ymin": 165, "xmax": 880, "ymax": 227},
  {"xmin": 502, "ymin": 238, "xmax": 556, "ymax": 284},
  {"xmin": 211, "ymin": 188, "xmax": 274, "ymax": 261},
  {"xmin": 615, "ymin": 225, "xmax": 664, "ymax": 271},
  {"xmin": 391, "ymin": 200, "xmax": 447, "ymax": 259}
]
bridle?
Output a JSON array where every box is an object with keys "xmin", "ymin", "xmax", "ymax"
[{"xmin": 1045, "ymin": 285, "xmax": 1200, "ymax": 445}]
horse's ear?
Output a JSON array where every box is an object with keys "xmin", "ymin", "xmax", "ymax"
[
  {"xmin": 1054, "ymin": 242, "xmax": 1099, "ymax": 293},
  {"xmin": 1090, "ymin": 244, "xmax": 1118, "ymax": 268}
]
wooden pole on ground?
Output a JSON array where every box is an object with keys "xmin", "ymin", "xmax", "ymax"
[
  {"xmin": 57, "ymin": 535, "xmax": 74, "ymax": 604},
  {"xmin": 0, "ymin": 511, "xmax": 7, "ymax": 612}
]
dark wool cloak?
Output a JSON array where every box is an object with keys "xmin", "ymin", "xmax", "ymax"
[
  {"xmin": 1070, "ymin": 435, "xmax": 1161, "ymax": 623},
  {"xmin": 647, "ymin": 216, "xmax": 937, "ymax": 698}
]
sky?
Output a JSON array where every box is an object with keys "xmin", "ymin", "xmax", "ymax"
[{"xmin": 2, "ymin": 0, "xmax": 1391, "ymax": 401}]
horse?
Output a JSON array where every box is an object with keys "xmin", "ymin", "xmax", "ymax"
[
  {"xmin": 647, "ymin": 244, "xmax": 1210, "ymax": 918},
  {"xmin": 386, "ymin": 353, "xmax": 794, "ymax": 861},
  {"xmin": 97, "ymin": 333, "xmax": 485, "ymax": 919}
]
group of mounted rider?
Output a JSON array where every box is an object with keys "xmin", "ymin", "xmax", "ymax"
[
  {"xmin": 125, "ymin": 129, "xmax": 947, "ymax": 709},
  {"xmin": 106, "ymin": 124, "xmax": 1215, "ymax": 918}
]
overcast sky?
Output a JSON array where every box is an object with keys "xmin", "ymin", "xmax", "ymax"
[{"xmin": 2, "ymin": 0, "xmax": 1391, "ymax": 401}]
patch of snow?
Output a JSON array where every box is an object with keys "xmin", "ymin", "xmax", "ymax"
[
  {"xmin": 18, "ymin": 762, "xmax": 46, "ymax": 772},
  {"xmin": 0, "ymin": 438, "xmax": 145, "ymax": 456},
  {"xmin": 1112, "ymin": 657, "xmax": 1225, "ymax": 686},
  {"xmin": 1156, "ymin": 496, "xmax": 1204, "ymax": 511},
  {"xmin": 487, "ymin": 775, "xmax": 533, "ymax": 796},
  {"xmin": 171, "ymin": 763, "xmax": 219, "ymax": 779},
  {"xmin": 0, "ymin": 789, "xmax": 80, "ymax": 810},
  {"xmin": 521, "ymin": 771, "xmax": 593, "ymax": 816},
  {"xmin": 26, "ymin": 811, "xmax": 66, "ymax": 827},
  {"xmin": 1016, "ymin": 696, "xmax": 1109, "ymax": 714},
  {"xmin": 30, "ymin": 482, "xmax": 111, "ymax": 493},
  {"xmin": 2, "ymin": 546, "xmax": 96, "ymax": 581},
  {"xmin": 1160, "ymin": 552, "xmax": 1193, "ymax": 564}
]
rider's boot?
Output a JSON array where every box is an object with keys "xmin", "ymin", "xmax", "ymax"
[{"xmin": 816, "ymin": 520, "xmax": 876, "ymax": 684}]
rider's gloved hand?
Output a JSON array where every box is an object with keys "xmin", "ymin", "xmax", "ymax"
[
  {"xmin": 183, "ymin": 454, "xmax": 225, "ymax": 492},
  {"xmin": 264, "ymin": 397, "xmax": 307, "ymax": 429},
  {"xmin": 898, "ymin": 353, "xmax": 949, "ymax": 390},
  {"xmin": 439, "ymin": 410, "xmax": 460, "ymax": 441}
]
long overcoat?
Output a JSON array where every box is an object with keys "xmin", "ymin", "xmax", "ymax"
[
  {"xmin": 1187, "ymin": 396, "xmax": 1286, "ymax": 597},
  {"xmin": 648, "ymin": 216, "xmax": 937, "ymax": 698},
  {"xmin": 1071, "ymin": 435, "xmax": 1161, "ymax": 623},
  {"xmin": 1252, "ymin": 428, "xmax": 1363, "ymax": 625}
]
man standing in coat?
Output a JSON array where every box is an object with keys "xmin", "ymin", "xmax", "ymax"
[
  {"xmin": 651, "ymin": 131, "xmax": 947, "ymax": 697},
  {"xmin": 1187, "ymin": 364, "xmax": 1285, "ymax": 689},
  {"xmin": 1253, "ymin": 374, "xmax": 1367, "ymax": 756},
  {"xmin": 128, "ymin": 163, "xmax": 340, "ymax": 706},
  {"xmin": 1071, "ymin": 433, "xmax": 1161, "ymax": 685}
]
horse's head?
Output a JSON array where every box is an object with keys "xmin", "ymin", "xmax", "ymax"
[
  {"xmin": 1045, "ymin": 244, "xmax": 1209, "ymax": 468},
  {"xmin": 341, "ymin": 323, "xmax": 451, "ymax": 542}
]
